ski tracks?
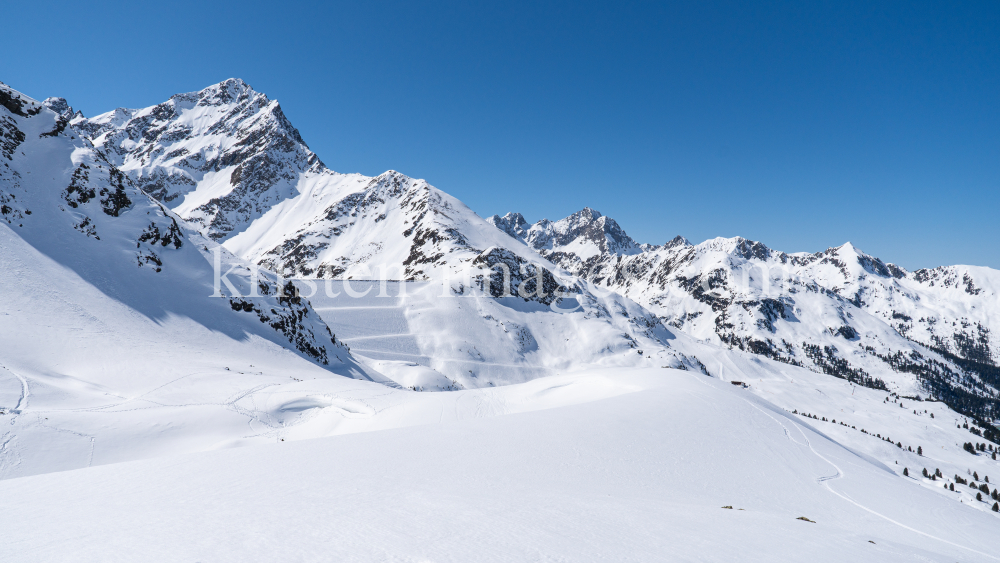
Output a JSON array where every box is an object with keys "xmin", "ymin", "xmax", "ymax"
[{"xmin": 688, "ymin": 370, "xmax": 998, "ymax": 560}]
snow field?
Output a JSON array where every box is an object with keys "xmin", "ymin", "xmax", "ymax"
[{"xmin": 1, "ymin": 368, "xmax": 997, "ymax": 562}]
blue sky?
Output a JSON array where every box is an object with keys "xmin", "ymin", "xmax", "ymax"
[{"xmin": 4, "ymin": 1, "xmax": 997, "ymax": 269}]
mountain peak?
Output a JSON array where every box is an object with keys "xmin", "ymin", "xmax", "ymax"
[
  {"xmin": 664, "ymin": 235, "xmax": 691, "ymax": 248},
  {"xmin": 165, "ymin": 77, "xmax": 262, "ymax": 110},
  {"xmin": 75, "ymin": 79, "xmax": 324, "ymax": 241},
  {"xmin": 42, "ymin": 97, "xmax": 74, "ymax": 117},
  {"xmin": 207, "ymin": 77, "xmax": 256, "ymax": 97},
  {"xmin": 570, "ymin": 207, "xmax": 602, "ymax": 221},
  {"xmin": 487, "ymin": 212, "xmax": 528, "ymax": 240},
  {"xmin": 502, "ymin": 211, "xmax": 526, "ymax": 224}
]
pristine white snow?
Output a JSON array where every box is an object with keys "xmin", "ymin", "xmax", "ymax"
[{"xmin": 1, "ymin": 368, "xmax": 998, "ymax": 562}]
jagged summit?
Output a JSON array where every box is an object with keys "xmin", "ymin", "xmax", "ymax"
[
  {"xmin": 570, "ymin": 206, "xmax": 602, "ymax": 220},
  {"xmin": 486, "ymin": 211, "xmax": 528, "ymax": 239},
  {"xmin": 489, "ymin": 206, "xmax": 642, "ymax": 270},
  {"xmin": 41, "ymin": 96, "xmax": 76, "ymax": 118},
  {"xmin": 664, "ymin": 235, "xmax": 691, "ymax": 248},
  {"xmin": 74, "ymin": 78, "xmax": 324, "ymax": 241}
]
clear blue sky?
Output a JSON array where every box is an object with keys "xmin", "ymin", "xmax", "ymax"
[{"xmin": 4, "ymin": 1, "xmax": 998, "ymax": 269}]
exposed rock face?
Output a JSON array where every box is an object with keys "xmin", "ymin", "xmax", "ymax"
[{"xmin": 470, "ymin": 247, "xmax": 568, "ymax": 305}]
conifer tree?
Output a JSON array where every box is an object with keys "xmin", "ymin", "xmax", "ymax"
[
  {"xmin": 903, "ymin": 467, "xmax": 909, "ymax": 477},
  {"xmin": 975, "ymin": 471, "xmax": 980, "ymax": 481},
  {"xmin": 977, "ymin": 492, "xmax": 983, "ymax": 502},
  {"xmin": 922, "ymin": 468, "xmax": 929, "ymax": 478},
  {"xmin": 917, "ymin": 446, "xmax": 923, "ymax": 455},
  {"xmin": 993, "ymin": 502, "xmax": 999, "ymax": 513}
]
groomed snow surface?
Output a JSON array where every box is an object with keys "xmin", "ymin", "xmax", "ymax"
[{"xmin": 2, "ymin": 368, "xmax": 998, "ymax": 562}]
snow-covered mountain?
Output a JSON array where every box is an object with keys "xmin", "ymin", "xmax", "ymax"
[
  {"xmin": 488, "ymin": 207, "xmax": 643, "ymax": 268},
  {"xmin": 490, "ymin": 207, "xmax": 1000, "ymax": 420},
  {"xmin": 70, "ymin": 78, "xmax": 1000, "ymax": 423},
  {"xmin": 71, "ymin": 80, "xmax": 711, "ymax": 387},
  {"xmin": 73, "ymin": 78, "xmax": 324, "ymax": 241},
  {"xmin": 0, "ymin": 81, "xmax": 356, "ymax": 369}
]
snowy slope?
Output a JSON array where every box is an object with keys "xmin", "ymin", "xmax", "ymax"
[
  {"xmin": 306, "ymin": 280, "xmax": 702, "ymax": 390},
  {"xmin": 2, "ymin": 367, "xmax": 998, "ymax": 563}
]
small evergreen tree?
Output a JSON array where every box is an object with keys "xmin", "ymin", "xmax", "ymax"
[
  {"xmin": 950, "ymin": 483, "xmax": 955, "ymax": 491},
  {"xmin": 993, "ymin": 502, "xmax": 999, "ymax": 513},
  {"xmin": 922, "ymin": 468, "xmax": 929, "ymax": 478},
  {"xmin": 917, "ymin": 446, "xmax": 923, "ymax": 455},
  {"xmin": 975, "ymin": 471, "xmax": 980, "ymax": 481},
  {"xmin": 903, "ymin": 467, "xmax": 909, "ymax": 477},
  {"xmin": 977, "ymin": 492, "xmax": 983, "ymax": 502}
]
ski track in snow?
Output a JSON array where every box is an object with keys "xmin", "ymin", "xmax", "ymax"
[
  {"xmin": 787, "ymin": 419, "xmax": 998, "ymax": 561},
  {"xmin": 689, "ymin": 368, "xmax": 999, "ymax": 560},
  {"xmin": 0, "ymin": 364, "xmax": 30, "ymax": 415}
]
